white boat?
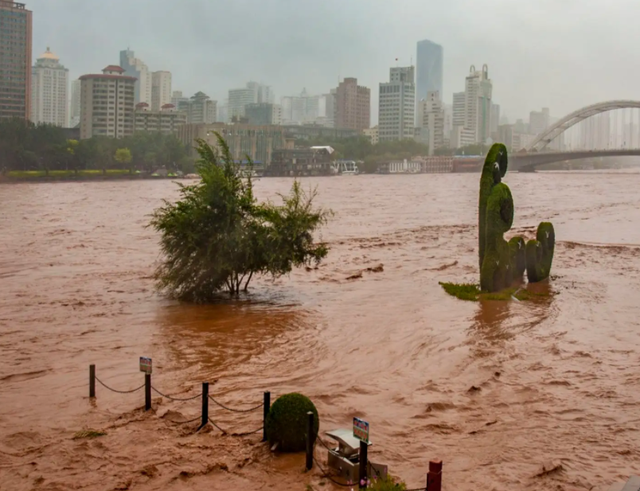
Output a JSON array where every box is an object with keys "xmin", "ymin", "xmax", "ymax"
[{"xmin": 333, "ymin": 160, "xmax": 359, "ymax": 175}]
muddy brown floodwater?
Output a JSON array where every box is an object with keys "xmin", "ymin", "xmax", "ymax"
[{"xmin": 2, "ymin": 171, "xmax": 640, "ymax": 491}]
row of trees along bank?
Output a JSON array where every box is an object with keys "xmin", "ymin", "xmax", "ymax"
[{"xmin": 0, "ymin": 118, "xmax": 192, "ymax": 176}]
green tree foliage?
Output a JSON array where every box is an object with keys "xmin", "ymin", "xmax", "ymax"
[
  {"xmin": 114, "ymin": 147, "xmax": 133, "ymax": 172},
  {"xmin": 265, "ymin": 393, "xmax": 319, "ymax": 453},
  {"xmin": 149, "ymin": 133, "xmax": 330, "ymax": 301},
  {"xmin": 0, "ymin": 118, "xmax": 191, "ymax": 174}
]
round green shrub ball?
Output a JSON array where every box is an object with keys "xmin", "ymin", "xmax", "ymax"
[{"xmin": 266, "ymin": 393, "xmax": 319, "ymax": 452}]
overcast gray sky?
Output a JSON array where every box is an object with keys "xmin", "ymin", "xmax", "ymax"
[{"xmin": 30, "ymin": 0, "xmax": 639, "ymax": 123}]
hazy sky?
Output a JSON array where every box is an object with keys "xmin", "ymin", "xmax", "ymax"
[{"xmin": 30, "ymin": 0, "xmax": 639, "ymax": 123}]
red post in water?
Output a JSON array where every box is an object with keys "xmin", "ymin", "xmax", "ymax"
[{"xmin": 426, "ymin": 460, "xmax": 442, "ymax": 491}]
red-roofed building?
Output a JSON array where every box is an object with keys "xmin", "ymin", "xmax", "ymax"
[
  {"xmin": 134, "ymin": 101, "xmax": 186, "ymax": 134},
  {"xmin": 79, "ymin": 65, "xmax": 136, "ymax": 139}
]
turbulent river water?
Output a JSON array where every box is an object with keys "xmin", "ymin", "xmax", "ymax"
[{"xmin": 2, "ymin": 171, "xmax": 640, "ymax": 491}]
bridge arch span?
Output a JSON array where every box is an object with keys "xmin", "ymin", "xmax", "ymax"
[{"xmin": 527, "ymin": 100, "xmax": 640, "ymax": 151}]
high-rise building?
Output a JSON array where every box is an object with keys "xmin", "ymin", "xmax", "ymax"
[
  {"xmin": 31, "ymin": 47, "xmax": 69, "ymax": 127},
  {"xmin": 317, "ymin": 91, "xmax": 336, "ymax": 128},
  {"xmin": 378, "ymin": 66, "xmax": 415, "ymax": 142},
  {"xmin": 70, "ymin": 79, "xmax": 81, "ymax": 127},
  {"xmin": 452, "ymin": 92, "xmax": 466, "ymax": 129},
  {"xmin": 79, "ymin": 65, "xmax": 136, "ymax": 139},
  {"xmin": 151, "ymin": 71, "xmax": 172, "ymax": 111},
  {"xmin": 178, "ymin": 91, "xmax": 216, "ymax": 124},
  {"xmin": 416, "ymin": 39, "xmax": 443, "ymax": 108},
  {"xmin": 418, "ymin": 91, "xmax": 445, "ymax": 154},
  {"xmin": 464, "ymin": 65, "xmax": 492, "ymax": 144},
  {"xmin": 0, "ymin": 1, "xmax": 32, "ymax": 120},
  {"xmin": 171, "ymin": 90, "xmax": 189, "ymax": 109},
  {"xmin": 119, "ymin": 49, "xmax": 151, "ymax": 104},
  {"xmin": 529, "ymin": 107, "xmax": 550, "ymax": 136},
  {"xmin": 490, "ymin": 103, "xmax": 500, "ymax": 137},
  {"xmin": 228, "ymin": 82, "xmax": 272, "ymax": 120},
  {"xmin": 335, "ymin": 77, "xmax": 370, "ymax": 131}
]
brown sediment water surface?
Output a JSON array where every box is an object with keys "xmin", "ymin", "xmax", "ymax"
[{"xmin": 2, "ymin": 171, "xmax": 640, "ymax": 490}]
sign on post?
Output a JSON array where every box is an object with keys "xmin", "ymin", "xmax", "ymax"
[
  {"xmin": 139, "ymin": 357, "xmax": 152, "ymax": 374},
  {"xmin": 353, "ymin": 417, "xmax": 369, "ymax": 444}
]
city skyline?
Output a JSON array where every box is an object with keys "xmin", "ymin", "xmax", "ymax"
[{"xmin": 26, "ymin": 0, "xmax": 640, "ymax": 125}]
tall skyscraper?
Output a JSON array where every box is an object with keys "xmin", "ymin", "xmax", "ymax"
[
  {"xmin": 119, "ymin": 49, "xmax": 151, "ymax": 104},
  {"xmin": 70, "ymin": 79, "xmax": 81, "ymax": 127},
  {"xmin": 416, "ymin": 40, "xmax": 443, "ymax": 109},
  {"xmin": 464, "ymin": 64, "xmax": 492, "ymax": 144},
  {"xmin": 31, "ymin": 47, "xmax": 69, "ymax": 127},
  {"xmin": 335, "ymin": 77, "xmax": 370, "ymax": 131},
  {"xmin": 529, "ymin": 107, "xmax": 550, "ymax": 136},
  {"xmin": 79, "ymin": 65, "xmax": 136, "ymax": 139},
  {"xmin": 151, "ymin": 71, "xmax": 172, "ymax": 111},
  {"xmin": 0, "ymin": 1, "xmax": 32, "ymax": 120},
  {"xmin": 490, "ymin": 103, "xmax": 501, "ymax": 137},
  {"xmin": 378, "ymin": 66, "xmax": 415, "ymax": 142}
]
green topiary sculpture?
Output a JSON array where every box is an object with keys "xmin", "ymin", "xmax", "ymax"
[
  {"xmin": 478, "ymin": 143, "xmax": 508, "ymax": 270},
  {"xmin": 480, "ymin": 183, "xmax": 515, "ymax": 292},
  {"xmin": 265, "ymin": 393, "xmax": 319, "ymax": 452},
  {"xmin": 526, "ymin": 222, "xmax": 555, "ymax": 282},
  {"xmin": 478, "ymin": 143, "xmax": 555, "ymax": 293},
  {"xmin": 442, "ymin": 144, "xmax": 555, "ymax": 299}
]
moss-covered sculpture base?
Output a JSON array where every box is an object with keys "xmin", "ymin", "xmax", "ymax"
[{"xmin": 439, "ymin": 282, "xmax": 550, "ymax": 302}]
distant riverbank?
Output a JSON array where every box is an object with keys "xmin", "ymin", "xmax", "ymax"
[{"xmin": 0, "ymin": 170, "xmax": 192, "ymax": 183}]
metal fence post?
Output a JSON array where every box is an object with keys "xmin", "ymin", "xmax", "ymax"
[
  {"xmin": 144, "ymin": 373, "xmax": 151, "ymax": 411},
  {"xmin": 305, "ymin": 411, "xmax": 314, "ymax": 471},
  {"xmin": 359, "ymin": 440, "xmax": 368, "ymax": 489},
  {"xmin": 426, "ymin": 459, "xmax": 442, "ymax": 491},
  {"xmin": 89, "ymin": 364, "xmax": 95, "ymax": 398},
  {"xmin": 200, "ymin": 382, "xmax": 209, "ymax": 430},
  {"xmin": 262, "ymin": 391, "xmax": 271, "ymax": 442}
]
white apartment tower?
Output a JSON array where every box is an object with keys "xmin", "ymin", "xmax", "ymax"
[
  {"xmin": 151, "ymin": 71, "xmax": 172, "ymax": 111},
  {"xmin": 378, "ymin": 66, "xmax": 415, "ymax": 142},
  {"xmin": 79, "ymin": 65, "xmax": 136, "ymax": 139},
  {"xmin": 464, "ymin": 65, "xmax": 492, "ymax": 144},
  {"xmin": 31, "ymin": 47, "xmax": 69, "ymax": 126}
]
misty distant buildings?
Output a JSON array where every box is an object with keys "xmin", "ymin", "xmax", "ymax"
[
  {"xmin": 0, "ymin": 0, "xmax": 32, "ymax": 121},
  {"xmin": 178, "ymin": 91, "xmax": 217, "ymax": 124},
  {"xmin": 335, "ymin": 77, "xmax": 370, "ymax": 131},
  {"xmin": 416, "ymin": 40, "xmax": 443, "ymax": 111},
  {"xmin": 70, "ymin": 79, "xmax": 81, "ymax": 127},
  {"xmin": 378, "ymin": 66, "xmax": 415, "ymax": 142},
  {"xmin": 245, "ymin": 102, "xmax": 281, "ymax": 125},
  {"xmin": 31, "ymin": 47, "xmax": 68, "ymax": 127},
  {"xmin": 151, "ymin": 71, "xmax": 172, "ymax": 111},
  {"xmin": 79, "ymin": 65, "xmax": 136, "ymax": 139},
  {"xmin": 452, "ymin": 92, "xmax": 465, "ymax": 129},
  {"xmin": 120, "ymin": 49, "xmax": 151, "ymax": 105},
  {"xmin": 228, "ymin": 82, "xmax": 273, "ymax": 121}
]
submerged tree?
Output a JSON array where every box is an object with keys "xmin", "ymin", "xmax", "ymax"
[{"xmin": 149, "ymin": 134, "xmax": 330, "ymax": 302}]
